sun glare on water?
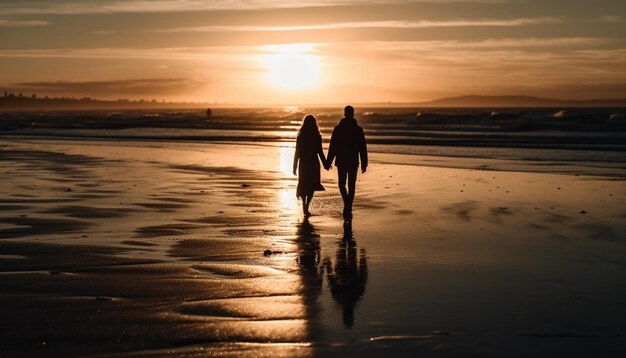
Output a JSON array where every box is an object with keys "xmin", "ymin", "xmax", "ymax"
[
  {"xmin": 278, "ymin": 146, "xmax": 299, "ymax": 213},
  {"xmin": 260, "ymin": 43, "xmax": 321, "ymax": 91}
]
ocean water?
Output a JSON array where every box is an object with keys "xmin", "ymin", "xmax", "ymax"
[{"xmin": 1, "ymin": 107, "xmax": 625, "ymax": 164}]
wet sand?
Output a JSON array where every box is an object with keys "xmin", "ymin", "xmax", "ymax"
[{"xmin": 1, "ymin": 138, "xmax": 625, "ymax": 357}]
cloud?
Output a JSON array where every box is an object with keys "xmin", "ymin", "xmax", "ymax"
[
  {"xmin": 451, "ymin": 37, "xmax": 609, "ymax": 48},
  {"xmin": 13, "ymin": 78, "xmax": 205, "ymax": 96},
  {"xmin": 0, "ymin": 37, "xmax": 609, "ymax": 61},
  {"xmin": 0, "ymin": 19, "xmax": 48, "ymax": 27},
  {"xmin": 0, "ymin": 47, "xmax": 235, "ymax": 60},
  {"xmin": 320, "ymin": 37, "xmax": 610, "ymax": 55},
  {"xmin": 149, "ymin": 18, "xmax": 559, "ymax": 33},
  {"xmin": 344, "ymin": 41, "xmax": 625, "ymax": 69},
  {"xmin": 0, "ymin": 0, "xmax": 511, "ymax": 15},
  {"xmin": 598, "ymin": 16, "xmax": 622, "ymax": 23},
  {"xmin": 90, "ymin": 30, "xmax": 118, "ymax": 35},
  {"xmin": 318, "ymin": 40, "xmax": 626, "ymax": 88}
]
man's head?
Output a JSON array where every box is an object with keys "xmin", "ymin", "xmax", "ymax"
[{"xmin": 344, "ymin": 105, "xmax": 355, "ymax": 118}]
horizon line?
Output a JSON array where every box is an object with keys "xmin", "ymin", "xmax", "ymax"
[{"xmin": 3, "ymin": 91, "xmax": 626, "ymax": 106}]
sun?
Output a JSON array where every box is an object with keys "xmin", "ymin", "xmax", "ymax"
[{"xmin": 260, "ymin": 43, "xmax": 321, "ymax": 91}]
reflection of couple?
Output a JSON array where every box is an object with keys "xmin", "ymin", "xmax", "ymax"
[
  {"xmin": 292, "ymin": 105, "xmax": 368, "ymax": 222},
  {"xmin": 325, "ymin": 223, "xmax": 368, "ymax": 328},
  {"xmin": 297, "ymin": 218, "xmax": 368, "ymax": 329}
]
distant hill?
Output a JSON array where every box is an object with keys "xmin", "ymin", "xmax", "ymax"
[{"xmin": 413, "ymin": 95, "xmax": 626, "ymax": 108}]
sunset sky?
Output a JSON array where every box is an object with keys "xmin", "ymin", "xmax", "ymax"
[{"xmin": 0, "ymin": 0, "xmax": 624, "ymax": 104}]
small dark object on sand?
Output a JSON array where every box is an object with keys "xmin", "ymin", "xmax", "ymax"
[
  {"xmin": 64, "ymin": 188, "xmax": 72, "ymax": 192},
  {"xmin": 432, "ymin": 330, "xmax": 451, "ymax": 336},
  {"xmin": 580, "ymin": 210, "xmax": 587, "ymax": 214},
  {"xmin": 263, "ymin": 249, "xmax": 272, "ymax": 256},
  {"xmin": 241, "ymin": 184, "xmax": 251, "ymax": 188}
]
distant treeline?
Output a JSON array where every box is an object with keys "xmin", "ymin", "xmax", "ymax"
[{"xmin": 0, "ymin": 92, "xmax": 212, "ymax": 110}]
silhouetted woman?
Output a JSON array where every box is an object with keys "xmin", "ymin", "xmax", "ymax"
[{"xmin": 293, "ymin": 115, "xmax": 327, "ymax": 216}]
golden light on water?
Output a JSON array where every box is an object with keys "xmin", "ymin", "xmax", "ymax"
[
  {"xmin": 278, "ymin": 188, "xmax": 298, "ymax": 214},
  {"xmin": 260, "ymin": 44, "xmax": 321, "ymax": 91},
  {"xmin": 278, "ymin": 146, "xmax": 296, "ymax": 177},
  {"xmin": 277, "ymin": 146, "xmax": 299, "ymax": 214}
]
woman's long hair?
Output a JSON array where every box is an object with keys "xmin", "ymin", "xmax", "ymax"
[{"xmin": 297, "ymin": 114, "xmax": 321, "ymax": 140}]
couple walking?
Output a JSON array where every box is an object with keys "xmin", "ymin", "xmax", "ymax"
[{"xmin": 292, "ymin": 105, "xmax": 368, "ymax": 222}]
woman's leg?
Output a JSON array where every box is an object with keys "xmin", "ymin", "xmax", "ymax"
[
  {"xmin": 304, "ymin": 195, "xmax": 310, "ymax": 213},
  {"xmin": 304, "ymin": 193, "xmax": 314, "ymax": 215},
  {"xmin": 300, "ymin": 195, "xmax": 307, "ymax": 213}
]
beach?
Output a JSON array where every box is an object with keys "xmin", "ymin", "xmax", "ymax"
[{"xmin": 1, "ymin": 138, "xmax": 625, "ymax": 357}]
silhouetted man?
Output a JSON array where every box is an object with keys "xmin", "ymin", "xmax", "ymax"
[{"xmin": 326, "ymin": 105, "xmax": 368, "ymax": 222}]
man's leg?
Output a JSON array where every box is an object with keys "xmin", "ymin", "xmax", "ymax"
[
  {"xmin": 337, "ymin": 167, "xmax": 349, "ymax": 219},
  {"xmin": 345, "ymin": 166, "xmax": 358, "ymax": 218},
  {"xmin": 337, "ymin": 167, "xmax": 348, "ymax": 202}
]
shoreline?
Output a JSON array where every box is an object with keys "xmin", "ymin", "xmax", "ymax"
[
  {"xmin": 3, "ymin": 136, "xmax": 626, "ymax": 179},
  {"xmin": 2, "ymin": 130, "xmax": 625, "ymax": 152}
]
